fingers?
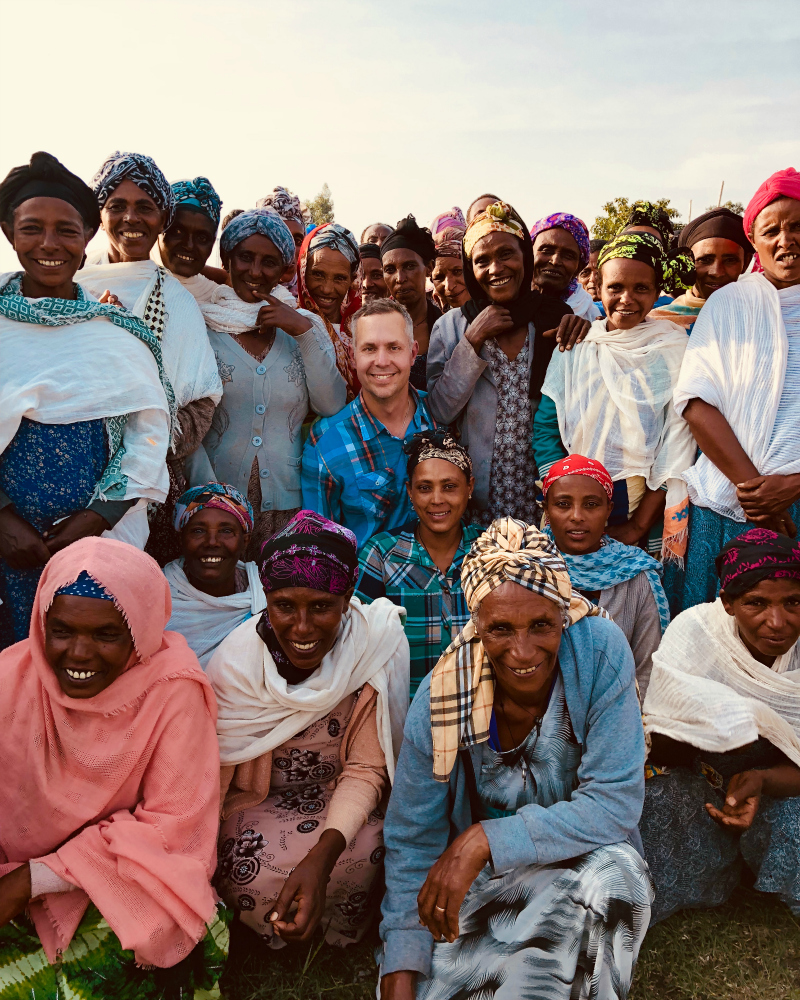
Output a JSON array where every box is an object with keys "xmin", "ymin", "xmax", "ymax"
[
  {"xmin": 443, "ymin": 895, "xmax": 460, "ymax": 943},
  {"xmin": 736, "ymin": 476, "xmax": 766, "ymax": 491},
  {"xmin": 270, "ymin": 872, "xmax": 300, "ymax": 926}
]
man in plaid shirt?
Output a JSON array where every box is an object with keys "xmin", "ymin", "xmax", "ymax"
[{"xmin": 301, "ymin": 298, "xmax": 438, "ymax": 548}]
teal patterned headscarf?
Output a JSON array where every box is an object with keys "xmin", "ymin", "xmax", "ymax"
[
  {"xmin": 171, "ymin": 176, "xmax": 222, "ymax": 229},
  {"xmin": 598, "ymin": 231, "xmax": 695, "ymax": 296}
]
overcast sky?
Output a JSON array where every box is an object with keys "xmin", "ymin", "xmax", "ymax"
[{"xmin": 1, "ymin": 0, "xmax": 798, "ymax": 270}]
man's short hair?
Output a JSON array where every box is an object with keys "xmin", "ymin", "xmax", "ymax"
[{"xmin": 351, "ymin": 297, "xmax": 414, "ymax": 347}]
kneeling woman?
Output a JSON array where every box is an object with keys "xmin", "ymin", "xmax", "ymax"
[
  {"xmin": 0, "ymin": 538, "xmax": 225, "ymax": 998},
  {"xmin": 641, "ymin": 528, "xmax": 800, "ymax": 922},
  {"xmin": 207, "ymin": 510, "xmax": 410, "ymax": 947},
  {"xmin": 380, "ymin": 519, "xmax": 653, "ymax": 1000}
]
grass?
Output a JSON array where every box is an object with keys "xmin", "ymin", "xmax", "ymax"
[{"xmin": 223, "ymin": 888, "xmax": 800, "ymax": 1000}]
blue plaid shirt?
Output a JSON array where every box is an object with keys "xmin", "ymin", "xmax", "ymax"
[{"xmin": 301, "ymin": 389, "xmax": 438, "ymax": 548}]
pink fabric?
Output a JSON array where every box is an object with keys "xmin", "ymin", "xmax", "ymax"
[
  {"xmin": 0, "ymin": 537, "xmax": 220, "ymax": 968},
  {"xmin": 431, "ymin": 206, "xmax": 466, "ymax": 235},
  {"xmin": 743, "ymin": 167, "xmax": 800, "ymax": 238}
]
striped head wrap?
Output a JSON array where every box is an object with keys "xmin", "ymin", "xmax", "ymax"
[
  {"xmin": 171, "ymin": 176, "xmax": 222, "ymax": 228},
  {"xmin": 256, "ymin": 186, "xmax": 304, "ymax": 227},
  {"xmin": 463, "ymin": 201, "xmax": 525, "ymax": 258},
  {"xmin": 91, "ymin": 151, "xmax": 175, "ymax": 228},
  {"xmin": 308, "ymin": 222, "xmax": 360, "ymax": 266},
  {"xmin": 219, "ymin": 207, "xmax": 295, "ymax": 265},
  {"xmin": 429, "ymin": 517, "xmax": 601, "ymax": 781},
  {"xmin": 404, "ymin": 429, "xmax": 472, "ymax": 479},
  {"xmin": 173, "ymin": 482, "xmax": 254, "ymax": 533},
  {"xmin": 542, "ymin": 454, "xmax": 614, "ymax": 501},
  {"xmin": 598, "ymin": 231, "xmax": 695, "ymax": 297},
  {"xmin": 530, "ymin": 212, "xmax": 591, "ymax": 297}
]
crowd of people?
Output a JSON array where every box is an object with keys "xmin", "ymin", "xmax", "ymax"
[{"xmin": 0, "ymin": 147, "xmax": 799, "ymax": 1000}]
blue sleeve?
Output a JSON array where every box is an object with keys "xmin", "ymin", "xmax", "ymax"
[
  {"xmin": 532, "ymin": 392, "xmax": 567, "ymax": 477},
  {"xmin": 301, "ymin": 430, "xmax": 341, "ymax": 520}
]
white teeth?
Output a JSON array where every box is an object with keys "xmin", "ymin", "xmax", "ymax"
[
  {"xmin": 121, "ymin": 231, "xmax": 144, "ymax": 238},
  {"xmin": 201, "ymin": 556, "xmax": 223, "ymax": 563},
  {"xmin": 291, "ymin": 641, "xmax": 317, "ymax": 650},
  {"xmin": 65, "ymin": 668, "xmax": 97, "ymax": 680},
  {"xmin": 35, "ymin": 259, "xmax": 65, "ymax": 267},
  {"xmin": 510, "ymin": 665, "xmax": 538, "ymax": 675},
  {"xmin": 176, "ymin": 254, "xmax": 193, "ymax": 260}
]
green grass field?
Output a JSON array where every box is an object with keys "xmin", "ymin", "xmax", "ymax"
[{"xmin": 223, "ymin": 887, "xmax": 800, "ymax": 1000}]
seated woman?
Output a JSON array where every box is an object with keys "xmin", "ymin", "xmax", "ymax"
[
  {"xmin": 78, "ymin": 151, "xmax": 223, "ymax": 565},
  {"xmin": 542, "ymin": 455, "xmax": 670, "ymax": 699},
  {"xmin": 0, "ymin": 151, "xmax": 171, "ymax": 648},
  {"xmin": 530, "ymin": 211, "xmax": 601, "ymax": 322},
  {"xmin": 164, "ymin": 483, "xmax": 266, "ymax": 668},
  {"xmin": 535, "ymin": 229, "xmax": 696, "ymax": 564},
  {"xmin": 200, "ymin": 209, "xmax": 346, "ymax": 559},
  {"xmin": 641, "ymin": 528, "xmax": 800, "ymax": 922},
  {"xmin": 356, "ymin": 431, "xmax": 480, "ymax": 698},
  {"xmin": 206, "ymin": 510, "xmax": 410, "ymax": 948},
  {"xmin": 0, "ymin": 537, "xmax": 226, "ymax": 998},
  {"xmin": 379, "ymin": 519, "xmax": 652, "ymax": 1000},
  {"xmin": 157, "ymin": 175, "xmax": 223, "ymax": 299}
]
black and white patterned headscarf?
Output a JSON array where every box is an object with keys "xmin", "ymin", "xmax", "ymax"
[{"xmin": 91, "ymin": 151, "xmax": 175, "ymax": 228}]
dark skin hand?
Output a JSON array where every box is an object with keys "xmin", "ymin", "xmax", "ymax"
[
  {"xmin": 0, "ymin": 864, "xmax": 32, "ymax": 928},
  {"xmin": 269, "ymin": 828, "xmax": 347, "ymax": 941},
  {"xmin": 606, "ymin": 487, "xmax": 666, "ymax": 546},
  {"xmin": 42, "ymin": 510, "xmax": 110, "ymax": 556},
  {"xmin": 0, "ymin": 506, "xmax": 52, "ymax": 569},
  {"xmin": 706, "ymin": 764, "xmax": 800, "ymax": 831}
]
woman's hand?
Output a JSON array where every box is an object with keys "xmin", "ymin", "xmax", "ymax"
[
  {"xmin": 417, "ymin": 823, "xmax": 491, "ymax": 944},
  {"xmin": 543, "ymin": 314, "xmax": 591, "ymax": 352},
  {"xmin": 98, "ymin": 289, "xmax": 123, "ymax": 307},
  {"xmin": 0, "ymin": 865, "xmax": 32, "ymax": 928},
  {"xmin": 705, "ymin": 770, "xmax": 763, "ymax": 831},
  {"xmin": 269, "ymin": 828, "xmax": 345, "ymax": 942},
  {"xmin": 256, "ymin": 295, "xmax": 312, "ymax": 339},
  {"xmin": 380, "ymin": 971, "xmax": 417, "ymax": 1000},
  {"xmin": 42, "ymin": 510, "xmax": 109, "ymax": 556},
  {"xmin": 465, "ymin": 305, "xmax": 515, "ymax": 351},
  {"xmin": 606, "ymin": 520, "xmax": 645, "ymax": 546},
  {"xmin": 0, "ymin": 507, "xmax": 50, "ymax": 569},
  {"xmin": 737, "ymin": 474, "xmax": 800, "ymax": 522}
]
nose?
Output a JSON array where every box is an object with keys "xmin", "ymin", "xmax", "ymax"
[
  {"xmin": 568, "ymin": 502, "xmax": 584, "ymax": 522},
  {"xmin": 40, "ymin": 225, "xmax": 59, "ymax": 251},
  {"xmin": 293, "ymin": 607, "xmax": 314, "ymax": 637},
  {"xmin": 66, "ymin": 634, "xmax": 94, "ymax": 663},
  {"xmin": 765, "ymin": 606, "xmax": 788, "ymax": 631}
]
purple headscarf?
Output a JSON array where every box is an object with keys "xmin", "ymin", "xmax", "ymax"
[
  {"xmin": 258, "ymin": 509, "xmax": 358, "ymax": 595},
  {"xmin": 530, "ymin": 212, "xmax": 591, "ymax": 299},
  {"xmin": 716, "ymin": 528, "xmax": 800, "ymax": 597},
  {"xmin": 431, "ymin": 207, "xmax": 467, "ymax": 237}
]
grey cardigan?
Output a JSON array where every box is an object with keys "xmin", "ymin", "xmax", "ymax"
[
  {"xmin": 426, "ymin": 309, "xmax": 541, "ymax": 511},
  {"xmin": 203, "ymin": 324, "xmax": 346, "ymax": 512}
]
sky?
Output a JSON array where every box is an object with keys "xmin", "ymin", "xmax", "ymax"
[{"xmin": 1, "ymin": 0, "xmax": 798, "ymax": 269}]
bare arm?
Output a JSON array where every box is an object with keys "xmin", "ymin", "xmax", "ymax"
[{"xmin": 682, "ymin": 398, "xmax": 758, "ymax": 485}]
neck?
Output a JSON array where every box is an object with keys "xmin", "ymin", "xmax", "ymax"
[
  {"xmin": 531, "ymin": 279, "xmax": 564, "ymax": 298},
  {"xmin": 361, "ymin": 386, "xmax": 414, "ymax": 436},
  {"xmin": 417, "ymin": 520, "xmax": 462, "ymax": 571},
  {"xmin": 407, "ymin": 293, "xmax": 428, "ymax": 325},
  {"xmin": 690, "ymin": 284, "xmax": 707, "ymax": 301},
  {"xmin": 21, "ymin": 272, "xmax": 75, "ymax": 300},
  {"xmin": 277, "ymin": 658, "xmax": 318, "ymax": 685},
  {"xmin": 186, "ymin": 569, "xmax": 238, "ymax": 598}
]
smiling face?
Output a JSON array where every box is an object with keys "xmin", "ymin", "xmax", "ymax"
[
  {"xmin": 532, "ymin": 228, "xmax": 581, "ymax": 296},
  {"xmin": 353, "ymin": 310, "xmax": 416, "ymax": 404},
  {"xmin": 578, "ymin": 249, "xmax": 601, "ymax": 299},
  {"xmin": 721, "ymin": 578, "xmax": 800, "ymax": 666},
  {"xmin": 305, "ymin": 246, "xmax": 353, "ymax": 322},
  {"xmin": 361, "ymin": 256, "xmax": 388, "ymax": 300},
  {"xmin": 382, "ymin": 247, "xmax": 429, "ymax": 310},
  {"xmin": 600, "ymin": 257, "xmax": 659, "ymax": 330},
  {"xmin": 181, "ymin": 507, "xmax": 247, "ymax": 597},
  {"xmin": 362, "ymin": 223, "xmax": 393, "ymax": 246},
  {"xmin": 2, "ymin": 197, "xmax": 89, "ymax": 298},
  {"xmin": 45, "ymin": 594, "xmax": 135, "ymax": 699},
  {"xmin": 476, "ymin": 582, "xmax": 562, "ymax": 702},
  {"xmin": 545, "ymin": 475, "xmax": 612, "ymax": 555},
  {"xmin": 226, "ymin": 233, "xmax": 291, "ymax": 303},
  {"xmin": 471, "ymin": 231, "xmax": 525, "ymax": 304},
  {"xmin": 751, "ymin": 197, "xmax": 800, "ymax": 289},
  {"xmin": 266, "ymin": 586, "xmax": 351, "ymax": 672},
  {"xmin": 407, "ymin": 457, "xmax": 473, "ymax": 535},
  {"xmin": 690, "ymin": 237, "xmax": 746, "ymax": 299},
  {"xmin": 101, "ymin": 178, "xmax": 166, "ymax": 262},
  {"xmin": 431, "ymin": 256, "xmax": 469, "ymax": 309},
  {"xmin": 158, "ymin": 207, "xmax": 217, "ymax": 278}
]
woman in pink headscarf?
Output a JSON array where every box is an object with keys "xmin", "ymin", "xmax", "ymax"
[
  {"xmin": 0, "ymin": 537, "xmax": 226, "ymax": 998},
  {"xmin": 673, "ymin": 167, "xmax": 800, "ymax": 611}
]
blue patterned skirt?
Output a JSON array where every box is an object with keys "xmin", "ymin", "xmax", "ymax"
[{"xmin": 0, "ymin": 417, "xmax": 107, "ymax": 649}]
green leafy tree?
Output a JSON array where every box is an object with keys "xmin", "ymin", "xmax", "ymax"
[
  {"xmin": 306, "ymin": 183, "xmax": 334, "ymax": 225},
  {"xmin": 592, "ymin": 197, "xmax": 680, "ymax": 240},
  {"xmin": 705, "ymin": 199, "xmax": 745, "ymax": 215}
]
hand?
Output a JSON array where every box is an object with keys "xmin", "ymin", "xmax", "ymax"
[
  {"xmin": 269, "ymin": 828, "xmax": 345, "ymax": 942},
  {"xmin": 736, "ymin": 474, "xmax": 800, "ymax": 519},
  {"xmin": 380, "ymin": 971, "xmax": 417, "ymax": 1000},
  {"xmin": 706, "ymin": 770, "xmax": 763, "ymax": 831},
  {"xmin": 0, "ymin": 864, "xmax": 32, "ymax": 928},
  {"xmin": 417, "ymin": 823, "xmax": 490, "ymax": 944},
  {"xmin": 606, "ymin": 519, "xmax": 645, "ymax": 546},
  {"xmin": 0, "ymin": 506, "xmax": 50, "ymax": 569},
  {"xmin": 465, "ymin": 304, "xmax": 515, "ymax": 350},
  {"xmin": 98, "ymin": 289, "xmax": 123, "ymax": 308},
  {"xmin": 543, "ymin": 315, "xmax": 591, "ymax": 352},
  {"xmin": 255, "ymin": 295, "xmax": 312, "ymax": 338},
  {"xmin": 758, "ymin": 512, "xmax": 797, "ymax": 538},
  {"xmin": 42, "ymin": 510, "xmax": 109, "ymax": 556}
]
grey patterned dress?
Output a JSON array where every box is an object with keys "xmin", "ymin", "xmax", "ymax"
[{"xmin": 418, "ymin": 675, "xmax": 654, "ymax": 1000}]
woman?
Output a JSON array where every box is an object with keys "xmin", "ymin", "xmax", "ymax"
[
  {"xmin": 0, "ymin": 151, "xmax": 171, "ymax": 648},
  {"xmin": 641, "ymin": 528, "xmax": 800, "ymax": 922},
  {"xmin": 200, "ymin": 209, "xmax": 346, "ymax": 559},
  {"xmin": 621, "ymin": 201, "xmax": 681, "ymax": 310},
  {"xmin": 360, "ymin": 240, "xmax": 389, "ymax": 300},
  {"xmin": 530, "ymin": 211, "xmax": 601, "ymax": 321},
  {"xmin": 361, "ymin": 222, "xmax": 394, "ymax": 246},
  {"xmin": 206, "ymin": 510, "xmax": 410, "ymax": 947},
  {"xmin": 0, "ymin": 537, "xmax": 226, "ymax": 998},
  {"xmin": 164, "ymin": 482, "xmax": 266, "ymax": 668},
  {"xmin": 535, "ymin": 229, "xmax": 696, "ymax": 563},
  {"xmin": 256, "ymin": 186, "xmax": 306, "ymax": 294},
  {"xmin": 578, "ymin": 237, "xmax": 607, "ymax": 315},
  {"xmin": 430, "ymin": 214, "xmax": 469, "ymax": 313},
  {"xmin": 157, "ymin": 175, "xmax": 223, "ymax": 297},
  {"xmin": 356, "ymin": 431, "xmax": 480, "ymax": 698},
  {"xmin": 78, "ymin": 151, "xmax": 223, "ymax": 565},
  {"xmin": 542, "ymin": 454, "xmax": 669, "ymax": 698},
  {"xmin": 427, "ymin": 201, "xmax": 587, "ymax": 527},
  {"xmin": 297, "ymin": 222, "xmax": 362, "ymax": 397},
  {"xmin": 379, "ymin": 519, "xmax": 652, "ymax": 1000},
  {"xmin": 674, "ymin": 168, "xmax": 800, "ymax": 610}
]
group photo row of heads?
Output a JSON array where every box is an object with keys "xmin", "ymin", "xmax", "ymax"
[{"xmin": 0, "ymin": 147, "xmax": 799, "ymax": 1000}]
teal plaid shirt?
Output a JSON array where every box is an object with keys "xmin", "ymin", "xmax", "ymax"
[{"xmin": 355, "ymin": 523, "xmax": 483, "ymax": 697}]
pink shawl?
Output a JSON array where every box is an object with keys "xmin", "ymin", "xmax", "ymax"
[{"xmin": 0, "ymin": 537, "xmax": 220, "ymax": 968}]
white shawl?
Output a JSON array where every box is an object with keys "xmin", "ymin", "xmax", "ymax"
[
  {"xmin": 566, "ymin": 285, "xmax": 602, "ymax": 322},
  {"xmin": 77, "ymin": 257, "xmax": 222, "ymax": 411},
  {"xmin": 164, "ymin": 559, "xmax": 266, "ymax": 669},
  {"xmin": 643, "ymin": 598, "xmax": 800, "ymax": 767},
  {"xmin": 198, "ymin": 282, "xmax": 327, "ymax": 348},
  {"xmin": 205, "ymin": 596, "xmax": 410, "ymax": 780},
  {"xmin": 674, "ymin": 272, "xmax": 800, "ymax": 521}
]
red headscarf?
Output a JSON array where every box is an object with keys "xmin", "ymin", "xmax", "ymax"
[
  {"xmin": 743, "ymin": 167, "xmax": 800, "ymax": 239},
  {"xmin": 542, "ymin": 454, "xmax": 614, "ymax": 501}
]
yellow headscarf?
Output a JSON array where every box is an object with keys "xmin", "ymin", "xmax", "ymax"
[{"xmin": 463, "ymin": 201, "xmax": 525, "ymax": 258}]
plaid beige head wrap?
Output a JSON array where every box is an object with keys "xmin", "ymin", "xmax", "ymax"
[
  {"xmin": 429, "ymin": 517, "xmax": 602, "ymax": 781},
  {"xmin": 463, "ymin": 201, "xmax": 525, "ymax": 258}
]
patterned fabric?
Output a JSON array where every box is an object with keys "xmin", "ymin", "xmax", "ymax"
[
  {"xmin": 356, "ymin": 523, "xmax": 483, "ymax": 696},
  {"xmin": 219, "ymin": 207, "xmax": 295, "ymax": 265},
  {"xmin": 403, "ymin": 429, "xmax": 472, "ymax": 479},
  {"xmin": 530, "ymin": 212, "xmax": 591, "ymax": 298},
  {"xmin": 463, "ymin": 200, "xmax": 525, "ymax": 257},
  {"xmin": 430, "ymin": 207, "xmax": 466, "ymax": 236},
  {"xmin": 598, "ymin": 231, "xmax": 695, "ymax": 297},
  {"xmin": 380, "ymin": 215, "xmax": 437, "ymax": 264},
  {"xmin": 173, "ymin": 481, "xmax": 254, "ymax": 533},
  {"xmin": 171, "ymin": 176, "xmax": 222, "ymax": 227},
  {"xmin": 483, "ymin": 335, "xmax": 539, "ymax": 525},
  {"xmin": 542, "ymin": 452, "xmax": 614, "ymax": 501},
  {"xmin": 626, "ymin": 200, "xmax": 675, "ymax": 244},
  {"xmin": 255, "ymin": 186, "xmax": 303, "ymax": 226},
  {"xmin": 55, "ymin": 569, "xmax": 114, "ymax": 601},
  {"xmin": 91, "ymin": 151, "xmax": 175, "ymax": 228},
  {"xmin": 743, "ymin": 167, "xmax": 800, "ymax": 237},
  {"xmin": 716, "ymin": 527, "xmax": 800, "ymax": 595},
  {"xmin": 308, "ymin": 222, "xmax": 360, "ymax": 265},
  {"xmin": 432, "ymin": 227, "xmax": 464, "ymax": 259},
  {"xmin": 257, "ymin": 508, "xmax": 358, "ymax": 594},
  {"xmin": 0, "ymin": 903, "xmax": 230, "ymax": 1000},
  {"xmin": 0, "ymin": 150, "xmax": 100, "ymax": 234}
]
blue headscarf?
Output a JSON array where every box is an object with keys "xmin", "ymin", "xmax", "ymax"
[
  {"xmin": 171, "ymin": 176, "xmax": 222, "ymax": 229},
  {"xmin": 219, "ymin": 208, "xmax": 295, "ymax": 265},
  {"xmin": 91, "ymin": 151, "xmax": 175, "ymax": 228},
  {"xmin": 308, "ymin": 222, "xmax": 360, "ymax": 266},
  {"xmin": 56, "ymin": 569, "xmax": 114, "ymax": 601}
]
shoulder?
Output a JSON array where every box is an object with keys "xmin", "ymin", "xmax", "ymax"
[
  {"xmin": 431, "ymin": 307, "xmax": 468, "ymax": 342},
  {"xmin": 565, "ymin": 614, "xmax": 634, "ymax": 681},
  {"xmin": 307, "ymin": 400, "xmax": 358, "ymax": 448},
  {"xmin": 162, "ymin": 271, "xmax": 206, "ymax": 322},
  {"xmin": 360, "ymin": 529, "xmax": 406, "ymax": 559}
]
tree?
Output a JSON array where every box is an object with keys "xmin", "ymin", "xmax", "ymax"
[
  {"xmin": 306, "ymin": 183, "xmax": 334, "ymax": 226},
  {"xmin": 705, "ymin": 199, "xmax": 745, "ymax": 215},
  {"xmin": 592, "ymin": 197, "xmax": 680, "ymax": 240}
]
